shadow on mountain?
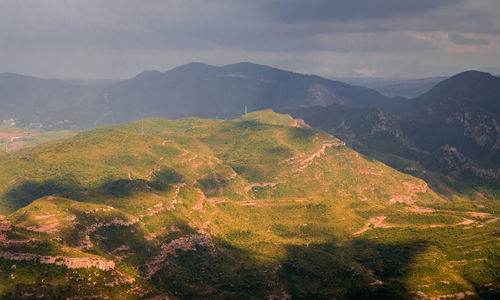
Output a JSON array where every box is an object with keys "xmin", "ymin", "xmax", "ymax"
[
  {"xmin": 277, "ymin": 239, "xmax": 426, "ymax": 299},
  {"xmin": 2, "ymin": 175, "xmax": 183, "ymax": 212},
  {"xmin": 149, "ymin": 235, "xmax": 427, "ymax": 299},
  {"xmin": 4, "ymin": 180, "xmax": 76, "ymax": 211}
]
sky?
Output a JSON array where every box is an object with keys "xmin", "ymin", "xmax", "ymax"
[{"xmin": 1, "ymin": 0, "xmax": 499, "ymax": 79}]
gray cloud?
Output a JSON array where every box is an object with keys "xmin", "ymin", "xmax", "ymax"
[
  {"xmin": 263, "ymin": 0, "xmax": 464, "ymax": 22},
  {"xmin": 448, "ymin": 33, "xmax": 490, "ymax": 45},
  {"xmin": 0, "ymin": 0, "xmax": 499, "ymax": 78}
]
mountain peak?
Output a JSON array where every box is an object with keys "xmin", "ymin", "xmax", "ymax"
[
  {"xmin": 166, "ymin": 62, "xmax": 216, "ymax": 75},
  {"xmin": 0, "ymin": 72, "xmax": 40, "ymax": 81},
  {"xmin": 443, "ymin": 70, "xmax": 493, "ymax": 82},
  {"xmin": 415, "ymin": 70, "xmax": 500, "ymax": 103},
  {"xmin": 432, "ymin": 70, "xmax": 496, "ymax": 90},
  {"xmin": 132, "ymin": 70, "xmax": 164, "ymax": 80}
]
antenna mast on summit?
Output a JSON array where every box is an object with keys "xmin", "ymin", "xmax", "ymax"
[{"xmin": 244, "ymin": 105, "xmax": 248, "ymax": 119}]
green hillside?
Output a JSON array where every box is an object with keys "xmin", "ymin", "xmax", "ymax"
[{"xmin": 0, "ymin": 111, "xmax": 498, "ymax": 299}]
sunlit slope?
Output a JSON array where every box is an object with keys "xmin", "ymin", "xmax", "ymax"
[
  {"xmin": 0, "ymin": 110, "xmax": 435, "ymax": 214},
  {"xmin": 0, "ymin": 110, "xmax": 497, "ymax": 299}
]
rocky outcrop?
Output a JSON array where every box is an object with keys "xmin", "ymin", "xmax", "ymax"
[
  {"xmin": 294, "ymin": 139, "xmax": 344, "ymax": 172},
  {"xmin": 433, "ymin": 145, "xmax": 500, "ymax": 179},
  {"xmin": 145, "ymin": 234, "xmax": 216, "ymax": 277},
  {"xmin": 85, "ymin": 218, "xmax": 139, "ymax": 235},
  {"xmin": 0, "ymin": 251, "xmax": 114, "ymax": 270}
]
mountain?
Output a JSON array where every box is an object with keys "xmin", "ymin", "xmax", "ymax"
[
  {"xmin": 1, "ymin": 66, "xmax": 498, "ymax": 188},
  {"xmin": 288, "ymin": 71, "xmax": 500, "ymax": 191},
  {"xmin": 337, "ymin": 76, "xmax": 447, "ymax": 98},
  {"xmin": 62, "ymin": 78, "xmax": 122, "ymax": 88},
  {"xmin": 0, "ymin": 111, "xmax": 497, "ymax": 299},
  {"xmin": 285, "ymin": 104, "xmax": 419, "ymax": 158},
  {"xmin": 0, "ymin": 63, "xmax": 396, "ymax": 129},
  {"xmin": 0, "ymin": 73, "xmax": 104, "ymax": 129},
  {"xmin": 396, "ymin": 71, "xmax": 500, "ymax": 169},
  {"xmin": 102, "ymin": 62, "xmax": 395, "ymax": 122}
]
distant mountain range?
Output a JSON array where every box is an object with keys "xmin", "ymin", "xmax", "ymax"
[
  {"xmin": 103, "ymin": 62, "xmax": 398, "ymax": 122},
  {"xmin": 336, "ymin": 76, "xmax": 447, "ymax": 98},
  {"xmin": 1, "ymin": 63, "xmax": 499, "ymax": 187},
  {"xmin": 0, "ymin": 62, "xmax": 396, "ymax": 129},
  {"xmin": 0, "ymin": 73, "xmax": 104, "ymax": 129}
]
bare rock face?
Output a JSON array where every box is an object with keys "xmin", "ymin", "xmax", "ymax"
[
  {"xmin": 0, "ymin": 251, "xmax": 115, "ymax": 271},
  {"xmin": 85, "ymin": 218, "xmax": 139, "ymax": 235},
  {"xmin": 307, "ymin": 84, "xmax": 341, "ymax": 107}
]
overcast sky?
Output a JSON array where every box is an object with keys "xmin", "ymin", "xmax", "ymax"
[{"xmin": 1, "ymin": 0, "xmax": 499, "ymax": 79}]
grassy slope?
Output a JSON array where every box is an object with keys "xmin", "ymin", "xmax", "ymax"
[{"xmin": 0, "ymin": 110, "xmax": 498, "ymax": 299}]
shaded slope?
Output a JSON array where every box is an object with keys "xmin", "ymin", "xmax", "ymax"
[
  {"xmin": 0, "ymin": 73, "xmax": 104, "ymax": 129},
  {"xmin": 396, "ymin": 71, "xmax": 500, "ymax": 168},
  {"xmin": 0, "ymin": 63, "xmax": 395, "ymax": 129},
  {"xmin": 102, "ymin": 62, "xmax": 395, "ymax": 122}
]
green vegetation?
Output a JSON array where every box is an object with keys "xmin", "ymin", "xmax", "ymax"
[{"xmin": 0, "ymin": 111, "xmax": 498, "ymax": 299}]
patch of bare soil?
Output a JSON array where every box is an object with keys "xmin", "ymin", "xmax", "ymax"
[
  {"xmin": 26, "ymin": 219, "xmax": 60, "ymax": 234},
  {"xmin": 403, "ymin": 181, "xmax": 428, "ymax": 194},
  {"xmin": 353, "ymin": 216, "xmax": 393, "ymax": 235},
  {"xmin": 390, "ymin": 195, "xmax": 414, "ymax": 205},
  {"xmin": 467, "ymin": 211, "xmax": 491, "ymax": 218},
  {"xmin": 475, "ymin": 192, "xmax": 487, "ymax": 199},
  {"xmin": 206, "ymin": 198, "xmax": 226, "ymax": 204},
  {"xmin": 359, "ymin": 169, "xmax": 383, "ymax": 176},
  {"xmin": 0, "ymin": 132, "xmax": 24, "ymax": 140},
  {"xmin": 35, "ymin": 214, "xmax": 56, "ymax": 219},
  {"xmin": 457, "ymin": 218, "xmax": 475, "ymax": 226},
  {"xmin": 411, "ymin": 206, "xmax": 436, "ymax": 213}
]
